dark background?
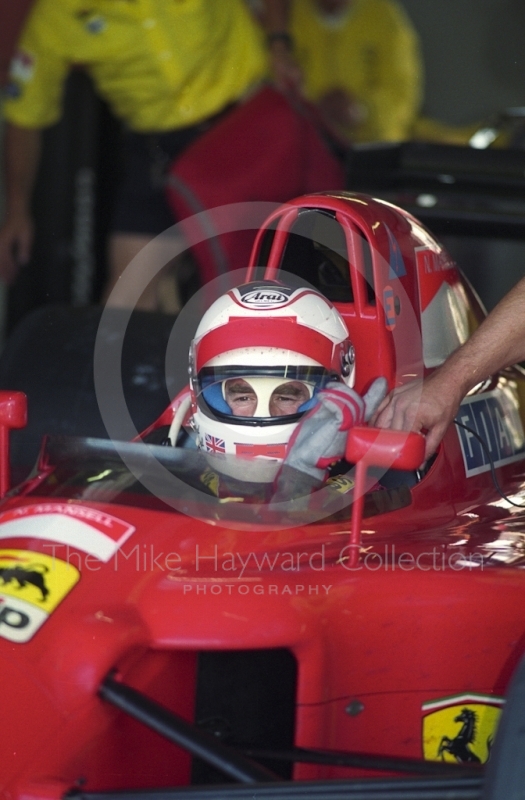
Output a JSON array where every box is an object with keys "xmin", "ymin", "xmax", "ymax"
[
  {"xmin": 399, "ymin": 0, "xmax": 525, "ymax": 309},
  {"xmin": 0, "ymin": 0, "xmax": 524, "ymax": 337}
]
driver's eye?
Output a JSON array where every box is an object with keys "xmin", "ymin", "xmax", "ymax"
[{"xmin": 224, "ymin": 380, "xmax": 258, "ymax": 417}]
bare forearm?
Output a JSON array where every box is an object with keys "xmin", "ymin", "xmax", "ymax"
[
  {"xmin": 437, "ymin": 276, "xmax": 525, "ymax": 396},
  {"xmin": 372, "ymin": 275, "xmax": 525, "ymax": 459},
  {"xmin": 0, "ymin": 124, "xmax": 41, "ymax": 278},
  {"xmin": 4, "ymin": 123, "xmax": 42, "ymax": 218}
]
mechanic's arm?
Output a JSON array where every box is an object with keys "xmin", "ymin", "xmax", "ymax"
[
  {"xmin": 372, "ymin": 276, "xmax": 525, "ymax": 458},
  {"xmin": 257, "ymin": 0, "xmax": 303, "ymax": 93},
  {"xmin": 0, "ymin": 0, "xmax": 71, "ymax": 284},
  {"xmin": 0, "ymin": 123, "xmax": 42, "ymax": 283}
]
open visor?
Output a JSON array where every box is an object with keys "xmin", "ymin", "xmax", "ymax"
[{"xmin": 195, "ymin": 366, "xmax": 337, "ymax": 426}]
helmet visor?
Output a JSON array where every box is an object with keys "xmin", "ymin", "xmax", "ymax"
[{"xmin": 196, "ymin": 366, "xmax": 336, "ymax": 426}]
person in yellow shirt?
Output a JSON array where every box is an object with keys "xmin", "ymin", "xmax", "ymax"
[
  {"xmin": 288, "ymin": 0, "xmax": 423, "ymax": 144},
  {"xmin": 253, "ymin": 0, "xmax": 480, "ymax": 145},
  {"xmin": 0, "ymin": 0, "xmax": 298, "ymax": 308}
]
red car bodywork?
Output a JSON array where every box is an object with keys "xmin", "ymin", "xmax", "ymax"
[{"xmin": 0, "ymin": 193, "xmax": 523, "ymax": 797}]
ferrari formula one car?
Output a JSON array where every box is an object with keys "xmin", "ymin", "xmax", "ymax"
[{"xmin": 0, "ymin": 192, "xmax": 523, "ymax": 800}]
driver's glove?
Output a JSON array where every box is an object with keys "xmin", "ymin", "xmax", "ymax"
[{"xmin": 277, "ymin": 378, "xmax": 387, "ymax": 483}]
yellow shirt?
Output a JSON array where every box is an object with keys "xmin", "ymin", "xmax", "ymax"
[
  {"xmin": 291, "ymin": 0, "xmax": 423, "ymax": 143},
  {"xmin": 3, "ymin": 0, "xmax": 268, "ymax": 132}
]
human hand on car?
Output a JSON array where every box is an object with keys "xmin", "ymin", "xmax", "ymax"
[{"xmin": 371, "ymin": 374, "xmax": 462, "ymax": 461}]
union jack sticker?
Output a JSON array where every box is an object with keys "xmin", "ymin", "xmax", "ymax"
[{"xmin": 204, "ymin": 434, "xmax": 226, "ymax": 454}]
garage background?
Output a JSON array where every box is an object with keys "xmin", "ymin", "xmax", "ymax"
[{"xmin": 0, "ymin": 0, "xmax": 524, "ymax": 344}]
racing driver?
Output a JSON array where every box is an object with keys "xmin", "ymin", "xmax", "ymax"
[{"xmin": 157, "ymin": 281, "xmax": 386, "ymax": 505}]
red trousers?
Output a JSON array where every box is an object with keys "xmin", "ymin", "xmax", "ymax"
[{"xmin": 166, "ymin": 86, "xmax": 345, "ymax": 284}]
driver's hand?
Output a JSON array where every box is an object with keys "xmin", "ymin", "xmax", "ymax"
[{"xmin": 280, "ymin": 378, "xmax": 387, "ymax": 482}]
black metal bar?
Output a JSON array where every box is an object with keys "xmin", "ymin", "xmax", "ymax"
[
  {"xmin": 70, "ymin": 774, "xmax": 483, "ymax": 800},
  {"xmin": 240, "ymin": 746, "xmax": 480, "ymax": 778},
  {"xmin": 98, "ymin": 674, "xmax": 277, "ymax": 784}
]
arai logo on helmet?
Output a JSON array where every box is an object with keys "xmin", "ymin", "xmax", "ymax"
[{"xmin": 239, "ymin": 287, "xmax": 292, "ymax": 307}]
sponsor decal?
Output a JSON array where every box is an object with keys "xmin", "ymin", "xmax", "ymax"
[
  {"xmin": 385, "ymin": 225, "xmax": 406, "ymax": 279},
  {"xmin": 416, "ymin": 246, "xmax": 469, "ymax": 368},
  {"xmin": 422, "ymin": 693, "xmax": 503, "ymax": 764},
  {"xmin": 0, "ymin": 549, "xmax": 79, "ymax": 643},
  {"xmin": 85, "ymin": 15, "xmax": 106, "ymax": 33},
  {"xmin": 9, "ymin": 50, "xmax": 35, "ymax": 83},
  {"xmin": 200, "ymin": 468, "xmax": 220, "ymax": 497},
  {"xmin": 415, "ymin": 246, "xmax": 457, "ymax": 313},
  {"xmin": 235, "ymin": 443, "xmax": 286, "ymax": 459},
  {"xmin": 456, "ymin": 389, "xmax": 525, "ymax": 477},
  {"xmin": 382, "ymin": 285, "xmax": 397, "ymax": 331},
  {"xmin": 0, "ymin": 504, "xmax": 135, "ymax": 562},
  {"xmin": 326, "ymin": 474, "xmax": 355, "ymax": 494},
  {"xmin": 238, "ymin": 286, "xmax": 293, "ymax": 308}
]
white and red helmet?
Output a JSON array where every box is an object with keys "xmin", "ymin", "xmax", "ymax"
[{"xmin": 189, "ymin": 281, "xmax": 354, "ymax": 475}]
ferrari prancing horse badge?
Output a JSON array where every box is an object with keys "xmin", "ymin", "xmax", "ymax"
[{"xmin": 422, "ymin": 693, "xmax": 504, "ymax": 764}]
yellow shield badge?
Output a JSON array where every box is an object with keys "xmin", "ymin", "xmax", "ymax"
[
  {"xmin": 0, "ymin": 548, "xmax": 80, "ymax": 643},
  {"xmin": 422, "ymin": 694, "xmax": 504, "ymax": 764}
]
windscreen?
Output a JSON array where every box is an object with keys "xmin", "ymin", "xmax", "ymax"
[{"xmin": 11, "ymin": 436, "xmax": 411, "ymax": 528}]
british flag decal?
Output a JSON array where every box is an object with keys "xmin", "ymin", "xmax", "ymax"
[{"xmin": 204, "ymin": 434, "xmax": 226, "ymax": 454}]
